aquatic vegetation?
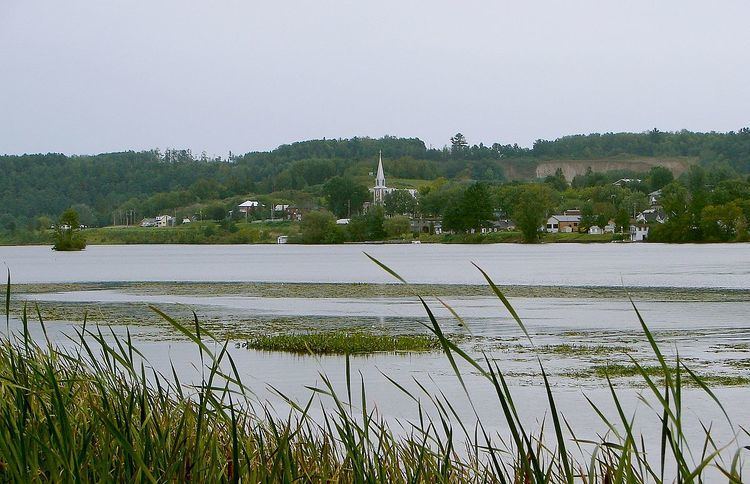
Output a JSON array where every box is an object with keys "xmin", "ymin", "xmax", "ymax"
[
  {"xmin": 567, "ymin": 363, "xmax": 750, "ymax": 387},
  {"xmin": 538, "ymin": 343, "xmax": 633, "ymax": 356},
  {"xmin": 1, "ymin": 264, "xmax": 748, "ymax": 483},
  {"xmin": 243, "ymin": 331, "xmax": 441, "ymax": 354}
]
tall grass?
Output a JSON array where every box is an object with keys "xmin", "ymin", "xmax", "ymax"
[{"xmin": 0, "ymin": 263, "xmax": 747, "ymax": 482}]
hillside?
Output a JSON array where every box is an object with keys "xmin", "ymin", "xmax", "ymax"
[{"xmin": 1, "ymin": 128, "xmax": 749, "ymax": 232}]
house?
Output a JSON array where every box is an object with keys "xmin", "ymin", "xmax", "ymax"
[
  {"xmin": 411, "ymin": 218, "xmax": 443, "ymax": 235},
  {"xmin": 140, "ymin": 218, "xmax": 156, "ymax": 227},
  {"xmin": 613, "ymin": 178, "xmax": 642, "ymax": 187},
  {"xmin": 636, "ymin": 207, "xmax": 666, "ymax": 224},
  {"xmin": 276, "ymin": 235, "xmax": 288, "ymax": 244},
  {"xmin": 336, "ymin": 218, "xmax": 350, "ymax": 225},
  {"xmin": 238, "ymin": 200, "xmax": 261, "ymax": 213},
  {"xmin": 286, "ymin": 206, "xmax": 303, "ymax": 221},
  {"xmin": 181, "ymin": 218, "xmax": 192, "ymax": 224},
  {"xmin": 604, "ymin": 220, "xmax": 617, "ymax": 233},
  {"xmin": 481, "ymin": 219, "xmax": 516, "ymax": 234},
  {"xmin": 648, "ymin": 190, "xmax": 662, "ymax": 206},
  {"xmin": 588, "ymin": 225, "xmax": 603, "ymax": 235},
  {"xmin": 546, "ymin": 214, "xmax": 581, "ymax": 233},
  {"xmin": 155, "ymin": 215, "xmax": 174, "ymax": 227},
  {"xmin": 630, "ymin": 224, "xmax": 649, "ymax": 242}
]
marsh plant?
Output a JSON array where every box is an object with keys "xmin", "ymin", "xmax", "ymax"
[{"xmin": 0, "ymin": 259, "xmax": 747, "ymax": 482}]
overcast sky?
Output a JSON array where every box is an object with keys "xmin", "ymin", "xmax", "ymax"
[{"xmin": 1, "ymin": 1, "xmax": 749, "ymax": 156}]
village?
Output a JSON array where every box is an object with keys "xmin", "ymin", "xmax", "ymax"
[{"xmin": 136, "ymin": 152, "xmax": 667, "ymax": 243}]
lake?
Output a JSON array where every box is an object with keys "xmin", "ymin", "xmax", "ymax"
[{"xmin": 2, "ymin": 243, "xmax": 749, "ymax": 476}]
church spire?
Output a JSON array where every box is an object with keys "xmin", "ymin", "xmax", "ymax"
[{"xmin": 375, "ymin": 150, "xmax": 385, "ymax": 188}]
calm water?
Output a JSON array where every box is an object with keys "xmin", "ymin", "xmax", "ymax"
[{"xmin": 1, "ymin": 243, "xmax": 750, "ymax": 287}]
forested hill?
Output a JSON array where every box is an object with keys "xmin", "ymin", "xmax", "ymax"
[{"xmin": 1, "ymin": 129, "xmax": 749, "ymax": 230}]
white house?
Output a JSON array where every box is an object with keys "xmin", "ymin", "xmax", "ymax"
[
  {"xmin": 336, "ymin": 218, "xmax": 350, "ymax": 225},
  {"xmin": 238, "ymin": 200, "xmax": 261, "ymax": 213},
  {"xmin": 648, "ymin": 190, "xmax": 662, "ymax": 206},
  {"xmin": 630, "ymin": 225, "xmax": 649, "ymax": 242},
  {"xmin": 155, "ymin": 215, "xmax": 174, "ymax": 227},
  {"xmin": 276, "ymin": 235, "xmax": 288, "ymax": 244},
  {"xmin": 588, "ymin": 225, "xmax": 603, "ymax": 235},
  {"xmin": 613, "ymin": 178, "xmax": 642, "ymax": 187},
  {"xmin": 604, "ymin": 220, "xmax": 617, "ymax": 233}
]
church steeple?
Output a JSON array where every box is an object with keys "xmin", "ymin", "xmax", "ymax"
[
  {"xmin": 372, "ymin": 150, "xmax": 388, "ymax": 205},
  {"xmin": 375, "ymin": 150, "xmax": 385, "ymax": 188}
]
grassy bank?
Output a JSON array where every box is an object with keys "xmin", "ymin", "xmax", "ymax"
[{"xmin": 1, "ymin": 263, "xmax": 748, "ymax": 482}]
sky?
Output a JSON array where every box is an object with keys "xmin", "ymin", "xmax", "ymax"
[{"xmin": 1, "ymin": 0, "xmax": 749, "ymax": 157}]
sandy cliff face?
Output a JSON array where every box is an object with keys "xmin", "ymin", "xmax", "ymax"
[{"xmin": 534, "ymin": 157, "xmax": 694, "ymax": 180}]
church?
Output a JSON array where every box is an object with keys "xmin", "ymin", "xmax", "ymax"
[{"xmin": 370, "ymin": 151, "xmax": 417, "ymax": 205}]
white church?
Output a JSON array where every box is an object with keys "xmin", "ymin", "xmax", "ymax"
[{"xmin": 370, "ymin": 151, "xmax": 417, "ymax": 205}]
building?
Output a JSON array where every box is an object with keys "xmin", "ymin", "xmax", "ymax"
[
  {"xmin": 648, "ymin": 190, "xmax": 662, "ymax": 206},
  {"xmin": 141, "ymin": 215, "xmax": 174, "ymax": 227},
  {"xmin": 276, "ymin": 235, "xmax": 288, "ymax": 244},
  {"xmin": 370, "ymin": 151, "xmax": 417, "ymax": 205},
  {"xmin": 546, "ymin": 214, "xmax": 581, "ymax": 233},
  {"xmin": 588, "ymin": 225, "xmax": 603, "ymax": 235},
  {"xmin": 155, "ymin": 215, "xmax": 174, "ymax": 227},
  {"xmin": 613, "ymin": 178, "xmax": 642, "ymax": 187},
  {"xmin": 630, "ymin": 224, "xmax": 649, "ymax": 242},
  {"xmin": 238, "ymin": 200, "xmax": 261, "ymax": 213},
  {"xmin": 604, "ymin": 220, "xmax": 617, "ymax": 233},
  {"xmin": 636, "ymin": 207, "xmax": 666, "ymax": 224}
]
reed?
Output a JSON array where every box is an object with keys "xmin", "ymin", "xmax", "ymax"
[{"xmin": 0, "ymin": 263, "xmax": 746, "ymax": 482}]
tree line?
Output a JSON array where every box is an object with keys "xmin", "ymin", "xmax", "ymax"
[{"xmin": 2, "ymin": 129, "xmax": 750, "ymax": 240}]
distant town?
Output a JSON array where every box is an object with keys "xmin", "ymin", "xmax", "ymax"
[{"xmin": 2, "ymin": 131, "xmax": 749, "ymax": 246}]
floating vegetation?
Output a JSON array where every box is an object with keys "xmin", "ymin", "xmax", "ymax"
[
  {"xmin": 243, "ymin": 331, "xmax": 441, "ymax": 354},
  {"xmin": 537, "ymin": 343, "xmax": 633, "ymax": 356},
  {"xmin": 567, "ymin": 363, "xmax": 750, "ymax": 386}
]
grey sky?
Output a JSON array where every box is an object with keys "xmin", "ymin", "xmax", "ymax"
[{"xmin": 1, "ymin": 1, "xmax": 749, "ymax": 156}]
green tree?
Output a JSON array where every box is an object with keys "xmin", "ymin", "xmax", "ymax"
[
  {"xmin": 53, "ymin": 208, "xmax": 86, "ymax": 251},
  {"xmin": 383, "ymin": 190, "xmax": 417, "ymax": 216},
  {"xmin": 348, "ymin": 206, "xmax": 386, "ymax": 241},
  {"xmin": 510, "ymin": 185, "xmax": 555, "ymax": 243},
  {"xmin": 204, "ymin": 203, "xmax": 228, "ymax": 221},
  {"xmin": 450, "ymin": 133, "xmax": 468, "ymax": 158},
  {"xmin": 299, "ymin": 211, "xmax": 339, "ymax": 244},
  {"xmin": 700, "ymin": 203, "xmax": 744, "ymax": 242},
  {"xmin": 647, "ymin": 166, "xmax": 674, "ymax": 191},
  {"xmin": 323, "ymin": 177, "xmax": 370, "ymax": 218},
  {"xmin": 383, "ymin": 215, "xmax": 411, "ymax": 238},
  {"xmin": 544, "ymin": 168, "xmax": 568, "ymax": 191},
  {"xmin": 614, "ymin": 209, "xmax": 630, "ymax": 233},
  {"xmin": 442, "ymin": 183, "xmax": 495, "ymax": 233}
]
